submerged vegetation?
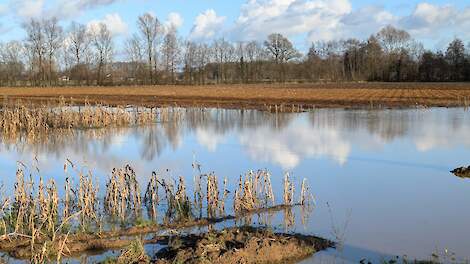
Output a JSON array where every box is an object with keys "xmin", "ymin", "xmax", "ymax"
[
  {"xmin": 0, "ymin": 160, "xmax": 315, "ymax": 262},
  {"xmin": 0, "ymin": 98, "xmax": 190, "ymax": 145},
  {"xmin": 0, "ymin": 98, "xmax": 155, "ymax": 137}
]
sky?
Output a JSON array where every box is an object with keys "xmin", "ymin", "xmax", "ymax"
[{"xmin": 0, "ymin": 0, "xmax": 469, "ymax": 52}]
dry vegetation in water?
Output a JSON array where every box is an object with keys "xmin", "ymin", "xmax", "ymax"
[
  {"xmin": 0, "ymin": 161, "xmax": 315, "ymax": 262},
  {"xmin": 0, "ymin": 83, "xmax": 470, "ymax": 109},
  {"xmin": 0, "ymin": 98, "xmax": 188, "ymax": 144}
]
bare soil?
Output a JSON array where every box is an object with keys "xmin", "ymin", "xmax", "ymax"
[
  {"xmin": 451, "ymin": 166, "xmax": 470, "ymax": 179},
  {"xmin": 154, "ymin": 226, "xmax": 332, "ymax": 264},
  {"xmin": 1, "ymin": 83, "xmax": 470, "ymax": 109}
]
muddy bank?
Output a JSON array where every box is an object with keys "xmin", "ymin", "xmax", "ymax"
[
  {"xmin": 0, "ymin": 204, "xmax": 300, "ymax": 259},
  {"xmin": 452, "ymin": 166, "xmax": 470, "ymax": 178},
  {"xmin": 153, "ymin": 226, "xmax": 333, "ymax": 264}
]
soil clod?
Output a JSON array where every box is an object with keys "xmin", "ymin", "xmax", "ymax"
[
  {"xmin": 451, "ymin": 166, "xmax": 470, "ymax": 178},
  {"xmin": 154, "ymin": 226, "xmax": 333, "ymax": 264}
]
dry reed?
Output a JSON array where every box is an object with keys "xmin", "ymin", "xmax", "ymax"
[
  {"xmin": 144, "ymin": 171, "xmax": 160, "ymax": 221},
  {"xmin": 0, "ymin": 160, "xmax": 314, "ymax": 262},
  {"xmin": 0, "ymin": 98, "xmax": 159, "ymax": 143},
  {"xmin": 234, "ymin": 170, "xmax": 275, "ymax": 213},
  {"xmin": 104, "ymin": 165, "xmax": 142, "ymax": 221}
]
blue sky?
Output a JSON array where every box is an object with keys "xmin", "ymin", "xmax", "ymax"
[{"xmin": 0, "ymin": 0, "xmax": 469, "ymax": 51}]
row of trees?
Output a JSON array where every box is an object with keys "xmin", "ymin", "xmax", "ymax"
[{"xmin": 0, "ymin": 13, "xmax": 469, "ymax": 86}]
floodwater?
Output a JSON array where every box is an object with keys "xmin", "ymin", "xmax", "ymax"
[{"xmin": 1, "ymin": 107, "xmax": 469, "ymax": 263}]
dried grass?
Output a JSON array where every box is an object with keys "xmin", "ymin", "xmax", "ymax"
[
  {"xmin": 0, "ymin": 160, "xmax": 313, "ymax": 262},
  {"xmin": 234, "ymin": 170, "xmax": 275, "ymax": 213}
]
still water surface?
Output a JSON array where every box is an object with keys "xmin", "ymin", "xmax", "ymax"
[{"xmin": 1, "ymin": 107, "xmax": 469, "ymax": 263}]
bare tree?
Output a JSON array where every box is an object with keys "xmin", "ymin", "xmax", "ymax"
[
  {"xmin": 341, "ymin": 38, "xmax": 363, "ymax": 80},
  {"xmin": 446, "ymin": 38, "xmax": 466, "ymax": 81},
  {"xmin": 264, "ymin": 33, "xmax": 299, "ymax": 64},
  {"xmin": 245, "ymin": 41, "xmax": 266, "ymax": 82},
  {"xmin": 182, "ymin": 41, "xmax": 197, "ymax": 84},
  {"xmin": 363, "ymin": 36, "xmax": 384, "ymax": 81},
  {"xmin": 137, "ymin": 13, "xmax": 162, "ymax": 84},
  {"xmin": 8, "ymin": 17, "xmax": 470, "ymax": 86},
  {"xmin": 376, "ymin": 25, "xmax": 413, "ymax": 81},
  {"xmin": 162, "ymin": 26, "xmax": 180, "ymax": 84},
  {"xmin": 23, "ymin": 19, "xmax": 46, "ymax": 85},
  {"xmin": 125, "ymin": 34, "xmax": 144, "ymax": 84},
  {"xmin": 304, "ymin": 42, "xmax": 321, "ymax": 81},
  {"xmin": 212, "ymin": 38, "xmax": 236, "ymax": 83},
  {"xmin": 68, "ymin": 22, "xmax": 91, "ymax": 84},
  {"xmin": 43, "ymin": 17, "xmax": 63, "ymax": 85},
  {"xmin": 195, "ymin": 43, "xmax": 210, "ymax": 84},
  {"xmin": 0, "ymin": 41, "xmax": 24, "ymax": 85},
  {"xmin": 236, "ymin": 42, "xmax": 246, "ymax": 83},
  {"xmin": 91, "ymin": 23, "xmax": 114, "ymax": 85},
  {"xmin": 376, "ymin": 25, "xmax": 411, "ymax": 54},
  {"xmin": 264, "ymin": 33, "xmax": 299, "ymax": 81}
]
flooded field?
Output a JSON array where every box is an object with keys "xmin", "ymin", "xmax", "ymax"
[{"xmin": 0, "ymin": 106, "xmax": 469, "ymax": 263}]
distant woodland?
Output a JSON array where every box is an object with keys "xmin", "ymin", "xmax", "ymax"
[{"xmin": 0, "ymin": 13, "xmax": 469, "ymax": 86}]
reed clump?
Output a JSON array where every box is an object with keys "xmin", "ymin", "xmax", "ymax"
[
  {"xmin": 191, "ymin": 165, "xmax": 229, "ymax": 219},
  {"xmin": 144, "ymin": 172, "xmax": 160, "ymax": 221},
  {"xmin": 299, "ymin": 178, "xmax": 314, "ymax": 206},
  {"xmin": 0, "ymin": 161, "xmax": 314, "ymax": 262},
  {"xmin": 234, "ymin": 170, "xmax": 275, "ymax": 213},
  {"xmin": 283, "ymin": 172, "xmax": 295, "ymax": 205},
  {"xmin": 0, "ymin": 162, "xmax": 82, "ymax": 262},
  {"xmin": 63, "ymin": 160, "xmax": 100, "ymax": 231},
  {"xmin": 104, "ymin": 165, "xmax": 142, "ymax": 221},
  {"xmin": 0, "ymin": 98, "xmax": 157, "ymax": 142}
]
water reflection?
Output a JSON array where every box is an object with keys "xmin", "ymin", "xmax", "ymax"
[
  {"xmin": 2, "ymin": 108, "xmax": 469, "ymax": 171},
  {"xmin": 0, "ymin": 107, "xmax": 470, "ymax": 261}
]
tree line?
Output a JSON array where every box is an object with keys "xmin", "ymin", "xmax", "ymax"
[{"xmin": 0, "ymin": 13, "xmax": 469, "ymax": 86}]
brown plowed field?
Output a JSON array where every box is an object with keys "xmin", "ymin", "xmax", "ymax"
[{"xmin": 1, "ymin": 83, "xmax": 470, "ymax": 109}]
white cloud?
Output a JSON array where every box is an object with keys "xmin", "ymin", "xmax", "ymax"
[
  {"xmin": 189, "ymin": 9, "xmax": 226, "ymax": 41},
  {"xmin": 55, "ymin": 0, "xmax": 122, "ymax": 18},
  {"xmin": 12, "ymin": 0, "xmax": 123, "ymax": 20},
  {"xmin": 399, "ymin": 3, "xmax": 455, "ymax": 38},
  {"xmin": 87, "ymin": 13, "xmax": 128, "ymax": 36},
  {"xmin": 455, "ymin": 7, "xmax": 470, "ymax": 39},
  {"xmin": 14, "ymin": 0, "xmax": 45, "ymax": 19},
  {"xmin": 338, "ymin": 5, "xmax": 396, "ymax": 40},
  {"xmin": 227, "ymin": 0, "xmax": 470, "ymax": 47},
  {"xmin": 231, "ymin": 0, "xmax": 352, "ymax": 41},
  {"xmin": 165, "ymin": 12, "xmax": 184, "ymax": 30}
]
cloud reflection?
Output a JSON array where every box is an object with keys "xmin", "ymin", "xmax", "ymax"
[
  {"xmin": 238, "ymin": 118, "xmax": 351, "ymax": 169},
  {"xmin": 1, "ymin": 108, "xmax": 469, "ymax": 175}
]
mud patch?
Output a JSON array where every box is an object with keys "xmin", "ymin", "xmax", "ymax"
[
  {"xmin": 154, "ymin": 226, "xmax": 333, "ymax": 264},
  {"xmin": 0, "ymin": 205, "xmax": 304, "ymax": 260},
  {"xmin": 452, "ymin": 166, "xmax": 470, "ymax": 178}
]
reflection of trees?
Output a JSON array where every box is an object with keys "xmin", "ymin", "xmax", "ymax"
[
  {"xmin": 309, "ymin": 109, "xmax": 409, "ymax": 142},
  {"xmin": 4, "ymin": 107, "xmax": 470, "ymax": 165},
  {"xmin": 185, "ymin": 108, "xmax": 292, "ymax": 133},
  {"xmin": 139, "ymin": 126, "xmax": 166, "ymax": 160},
  {"xmin": 1, "ymin": 108, "xmax": 294, "ymax": 162},
  {"xmin": 309, "ymin": 108, "xmax": 470, "ymax": 144},
  {"xmin": 0, "ymin": 128, "xmax": 121, "ymax": 158},
  {"xmin": 140, "ymin": 108, "xmax": 293, "ymax": 159},
  {"xmin": 4, "ymin": 107, "xmax": 470, "ymax": 164}
]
